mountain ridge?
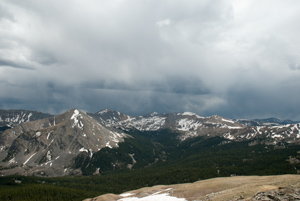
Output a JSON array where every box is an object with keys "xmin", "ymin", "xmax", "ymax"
[{"xmin": 1, "ymin": 108, "xmax": 300, "ymax": 177}]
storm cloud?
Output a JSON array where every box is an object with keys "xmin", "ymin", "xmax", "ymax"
[{"xmin": 1, "ymin": 0, "xmax": 300, "ymax": 120}]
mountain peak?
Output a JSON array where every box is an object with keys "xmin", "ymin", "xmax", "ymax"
[{"xmin": 97, "ymin": 109, "xmax": 112, "ymax": 115}]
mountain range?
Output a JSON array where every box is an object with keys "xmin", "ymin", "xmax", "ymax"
[{"xmin": 0, "ymin": 108, "xmax": 300, "ymax": 177}]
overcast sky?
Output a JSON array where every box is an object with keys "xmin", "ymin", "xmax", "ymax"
[{"xmin": 1, "ymin": 0, "xmax": 300, "ymax": 120}]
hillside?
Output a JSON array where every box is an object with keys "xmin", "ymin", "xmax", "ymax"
[{"xmin": 85, "ymin": 174, "xmax": 300, "ymax": 201}]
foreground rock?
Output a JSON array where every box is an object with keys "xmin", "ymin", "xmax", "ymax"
[{"xmin": 84, "ymin": 175, "xmax": 300, "ymax": 201}]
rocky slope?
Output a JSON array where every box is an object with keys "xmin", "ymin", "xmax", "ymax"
[
  {"xmin": 84, "ymin": 174, "xmax": 300, "ymax": 201},
  {"xmin": 0, "ymin": 108, "xmax": 128, "ymax": 176}
]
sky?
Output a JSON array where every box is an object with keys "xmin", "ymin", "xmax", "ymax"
[{"xmin": 0, "ymin": 0, "xmax": 300, "ymax": 120}]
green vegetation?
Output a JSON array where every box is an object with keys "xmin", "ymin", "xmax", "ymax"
[{"xmin": 1, "ymin": 130, "xmax": 300, "ymax": 201}]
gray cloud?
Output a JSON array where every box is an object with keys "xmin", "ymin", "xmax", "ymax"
[
  {"xmin": 0, "ymin": 0, "xmax": 300, "ymax": 120},
  {"xmin": 0, "ymin": 59, "xmax": 35, "ymax": 70}
]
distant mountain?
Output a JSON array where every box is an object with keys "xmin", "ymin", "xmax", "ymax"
[
  {"xmin": 0, "ymin": 109, "xmax": 53, "ymax": 132},
  {"xmin": 252, "ymin": 117, "xmax": 298, "ymax": 125},
  {"xmin": 94, "ymin": 109, "xmax": 300, "ymax": 143},
  {"xmin": 1, "ymin": 108, "xmax": 300, "ymax": 177},
  {"xmin": 236, "ymin": 117, "xmax": 299, "ymax": 127}
]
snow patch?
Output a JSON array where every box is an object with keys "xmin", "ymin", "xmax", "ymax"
[
  {"xmin": 227, "ymin": 126, "xmax": 243, "ymax": 129},
  {"xmin": 271, "ymin": 134, "xmax": 284, "ymax": 138},
  {"xmin": 8, "ymin": 157, "xmax": 16, "ymax": 165},
  {"xmin": 27, "ymin": 113, "xmax": 32, "ymax": 121},
  {"xmin": 48, "ymin": 139, "xmax": 54, "ymax": 147},
  {"xmin": 121, "ymin": 193, "xmax": 135, "ymax": 197},
  {"xmin": 79, "ymin": 147, "xmax": 88, "ymax": 153},
  {"xmin": 106, "ymin": 142, "xmax": 113, "ymax": 149},
  {"xmin": 71, "ymin": 109, "xmax": 84, "ymax": 129},
  {"xmin": 118, "ymin": 189, "xmax": 186, "ymax": 201},
  {"xmin": 177, "ymin": 118, "xmax": 202, "ymax": 131},
  {"xmin": 23, "ymin": 153, "xmax": 36, "ymax": 165},
  {"xmin": 47, "ymin": 132, "xmax": 52, "ymax": 140},
  {"xmin": 46, "ymin": 151, "xmax": 51, "ymax": 161},
  {"xmin": 221, "ymin": 118, "xmax": 235, "ymax": 124},
  {"xmin": 223, "ymin": 133, "xmax": 236, "ymax": 140},
  {"xmin": 124, "ymin": 116, "xmax": 166, "ymax": 131},
  {"xmin": 98, "ymin": 109, "xmax": 110, "ymax": 114},
  {"xmin": 182, "ymin": 112, "xmax": 204, "ymax": 118},
  {"xmin": 35, "ymin": 132, "xmax": 42, "ymax": 137}
]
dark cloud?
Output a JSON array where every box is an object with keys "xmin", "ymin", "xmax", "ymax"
[
  {"xmin": 0, "ymin": 59, "xmax": 34, "ymax": 70},
  {"xmin": 0, "ymin": 0, "xmax": 300, "ymax": 120}
]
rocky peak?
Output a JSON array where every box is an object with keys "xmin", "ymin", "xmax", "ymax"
[{"xmin": 0, "ymin": 108, "xmax": 129, "ymax": 176}]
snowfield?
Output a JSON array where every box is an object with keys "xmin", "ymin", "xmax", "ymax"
[{"xmin": 118, "ymin": 189, "xmax": 186, "ymax": 201}]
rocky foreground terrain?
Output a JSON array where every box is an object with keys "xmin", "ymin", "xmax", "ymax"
[{"xmin": 84, "ymin": 175, "xmax": 300, "ymax": 201}]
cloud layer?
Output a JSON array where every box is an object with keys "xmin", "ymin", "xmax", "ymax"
[{"xmin": 1, "ymin": 0, "xmax": 300, "ymax": 120}]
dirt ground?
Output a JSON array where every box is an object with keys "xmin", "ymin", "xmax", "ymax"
[{"xmin": 84, "ymin": 174, "xmax": 300, "ymax": 201}]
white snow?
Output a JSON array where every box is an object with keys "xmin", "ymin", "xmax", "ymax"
[
  {"xmin": 23, "ymin": 153, "xmax": 36, "ymax": 165},
  {"xmin": 89, "ymin": 149, "xmax": 93, "ymax": 158},
  {"xmin": 150, "ymin": 112, "xmax": 158, "ymax": 116},
  {"xmin": 35, "ymin": 132, "xmax": 42, "ymax": 137},
  {"xmin": 126, "ymin": 116, "xmax": 166, "ymax": 131},
  {"xmin": 48, "ymin": 139, "xmax": 54, "ymax": 147},
  {"xmin": 120, "ymin": 193, "xmax": 135, "ymax": 197},
  {"xmin": 98, "ymin": 109, "xmax": 109, "ymax": 114},
  {"xmin": 71, "ymin": 109, "xmax": 83, "ymax": 129},
  {"xmin": 182, "ymin": 112, "xmax": 204, "ymax": 118},
  {"xmin": 177, "ymin": 118, "xmax": 202, "ymax": 131},
  {"xmin": 227, "ymin": 126, "xmax": 243, "ymax": 129},
  {"xmin": 271, "ymin": 134, "xmax": 284, "ymax": 138},
  {"xmin": 8, "ymin": 157, "xmax": 16, "ymax": 165},
  {"xmin": 271, "ymin": 124, "xmax": 290, "ymax": 129},
  {"xmin": 129, "ymin": 154, "xmax": 136, "ymax": 164},
  {"xmin": 79, "ymin": 147, "xmax": 88, "ymax": 153},
  {"xmin": 106, "ymin": 142, "xmax": 113, "ymax": 149},
  {"xmin": 47, "ymin": 132, "xmax": 52, "ymax": 140},
  {"xmin": 221, "ymin": 118, "xmax": 235, "ymax": 124},
  {"xmin": 223, "ymin": 132, "xmax": 236, "ymax": 140},
  {"xmin": 46, "ymin": 151, "xmax": 51, "ymax": 161},
  {"xmin": 27, "ymin": 113, "xmax": 32, "ymax": 121},
  {"xmin": 118, "ymin": 193, "xmax": 186, "ymax": 201}
]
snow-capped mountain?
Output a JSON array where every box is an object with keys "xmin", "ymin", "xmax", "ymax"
[
  {"xmin": 0, "ymin": 108, "xmax": 128, "ymax": 176},
  {"xmin": 1, "ymin": 108, "xmax": 300, "ymax": 176},
  {"xmin": 0, "ymin": 110, "xmax": 52, "ymax": 131},
  {"xmin": 93, "ymin": 110, "xmax": 300, "ymax": 144}
]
